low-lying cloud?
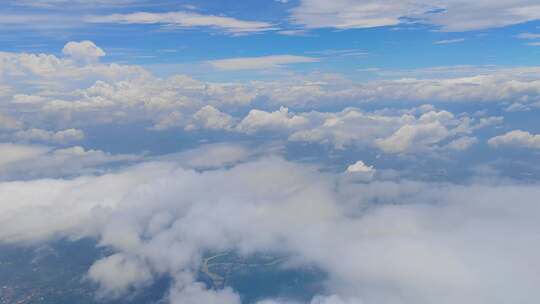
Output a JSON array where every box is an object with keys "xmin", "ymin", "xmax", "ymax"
[{"xmin": 1, "ymin": 144, "xmax": 539, "ymax": 303}]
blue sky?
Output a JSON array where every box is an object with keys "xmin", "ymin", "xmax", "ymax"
[
  {"xmin": 2, "ymin": 1, "xmax": 540, "ymax": 304},
  {"xmin": 3, "ymin": 0, "xmax": 540, "ymax": 81}
]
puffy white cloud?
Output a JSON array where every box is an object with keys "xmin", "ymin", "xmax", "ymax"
[
  {"xmin": 0, "ymin": 143, "xmax": 50, "ymax": 168},
  {"xmin": 0, "ymin": 46, "xmax": 147, "ymax": 93},
  {"xmin": 87, "ymin": 253, "xmax": 154, "ymax": 298},
  {"xmin": 488, "ymin": 130, "xmax": 540, "ymax": 150},
  {"xmin": 346, "ymin": 161, "xmax": 375, "ymax": 174},
  {"xmin": 250, "ymin": 69, "xmax": 540, "ymax": 108},
  {"xmin": 444, "ymin": 136, "xmax": 478, "ymax": 151},
  {"xmin": 1, "ymin": 44, "xmax": 539, "ymax": 134},
  {"xmin": 15, "ymin": 128, "xmax": 84, "ymax": 143},
  {"xmin": 290, "ymin": 0, "xmax": 540, "ymax": 31},
  {"xmin": 237, "ymin": 107, "xmax": 309, "ymax": 134},
  {"xmin": 185, "ymin": 105, "xmax": 234, "ymax": 131},
  {"xmin": 86, "ymin": 11, "xmax": 276, "ymax": 34},
  {"xmin": 62, "ymin": 40, "xmax": 106, "ymax": 63},
  {"xmin": 345, "ymin": 160, "xmax": 376, "ymax": 182},
  {"xmin": 0, "ymin": 143, "xmax": 139, "ymax": 180},
  {"xmin": 284, "ymin": 108, "xmax": 486, "ymax": 154},
  {"xmin": 207, "ymin": 55, "xmax": 319, "ymax": 70},
  {"xmin": 376, "ymin": 121, "xmax": 449, "ymax": 153},
  {"xmin": 203, "ymin": 107, "xmax": 492, "ymax": 154},
  {"xmin": 168, "ymin": 274, "xmax": 241, "ymax": 304}
]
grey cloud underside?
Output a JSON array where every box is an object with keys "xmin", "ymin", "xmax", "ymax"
[{"xmin": 1, "ymin": 146, "xmax": 539, "ymax": 304}]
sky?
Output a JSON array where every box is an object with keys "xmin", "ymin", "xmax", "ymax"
[{"xmin": 1, "ymin": 1, "xmax": 540, "ymax": 304}]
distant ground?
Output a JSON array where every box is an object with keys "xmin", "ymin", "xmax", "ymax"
[{"xmin": 0, "ymin": 239, "xmax": 325, "ymax": 304}]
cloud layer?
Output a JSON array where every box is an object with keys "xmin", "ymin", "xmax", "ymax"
[{"xmin": 1, "ymin": 147, "xmax": 539, "ymax": 304}]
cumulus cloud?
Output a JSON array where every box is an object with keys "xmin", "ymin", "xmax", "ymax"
[
  {"xmin": 488, "ymin": 130, "xmax": 540, "ymax": 150},
  {"xmin": 1, "ymin": 44, "xmax": 539, "ymax": 133},
  {"xmin": 0, "ymin": 143, "xmax": 139, "ymax": 180},
  {"xmin": 14, "ymin": 128, "xmax": 85, "ymax": 143},
  {"xmin": 185, "ymin": 105, "xmax": 235, "ymax": 131},
  {"xmin": 284, "ymin": 108, "xmax": 488, "ymax": 154},
  {"xmin": 87, "ymin": 253, "xmax": 154, "ymax": 298},
  {"xmin": 237, "ymin": 107, "xmax": 309, "ymax": 134},
  {"xmin": 346, "ymin": 160, "xmax": 375, "ymax": 174},
  {"xmin": 345, "ymin": 160, "xmax": 376, "ymax": 182},
  {"xmin": 62, "ymin": 40, "xmax": 106, "ymax": 63},
  {"xmin": 0, "ymin": 143, "xmax": 50, "ymax": 168},
  {"xmin": 375, "ymin": 121, "xmax": 449, "ymax": 153}
]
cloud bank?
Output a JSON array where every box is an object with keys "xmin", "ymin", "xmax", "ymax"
[{"xmin": 1, "ymin": 145, "xmax": 539, "ymax": 303}]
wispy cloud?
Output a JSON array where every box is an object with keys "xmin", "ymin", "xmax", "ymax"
[
  {"xmin": 515, "ymin": 32, "xmax": 540, "ymax": 39},
  {"xmin": 308, "ymin": 49, "xmax": 368, "ymax": 57},
  {"xmin": 290, "ymin": 0, "xmax": 540, "ymax": 31},
  {"xmin": 86, "ymin": 11, "xmax": 277, "ymax": 34},
  {"xmin": 207, "ymin": 55, "xmax": 319, "ymax": 70},
  {"xmin": 12, "ymin": 0, "xmax": 137, "ymax": 8},
  {"xmin": 433, "ymin": 38, "xmax": 465, "ymax": 45}
]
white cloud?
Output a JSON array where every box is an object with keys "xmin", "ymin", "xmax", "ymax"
[
  {"xmin": 185, "ymin": 105, "xmax": 234, "ymax": 131},
  {"xmin": 0, "ymin": 143, "xmax": 50, "ymax": 168},
  {"xmin": 252, "ymin": 69, "xmax": 540, "ymax": 108},
  {"xmin": 444, "ymin": 136, "xmax": 478, "ymax": 151},
  {"xmin": 0, "ymin": 45, "xmax": 534, "ymax": 137},
  {"xmin": 159, "ymin": 143, "xmax": 256, "ymax": 170},
  {"xmin": 346, "ymin": 160, "xmax": 375, "ymax": 174},
  {"xmin": 237, "ymin": 107, "xmax": 309, "ymax": 134},
  {"xmin": 345, "ymin": 160, "xmax": 376, "ymax": 181},
  {"xmin": 62, "ymin": 40, "xmax": 106, "ymax": 63},
  {"xmin": 207, "ymin": 55, "xmax": 319, "ymax": 70},
  {"xmin": 515, "ymin": 32, "xmax": 540, "ymax": 39},
  {"xmin": 0, "ymin": 143, "xmax": 139, "ymax": 180},
  {"xmin": 87, "ymin": 253, "xmax": 154, "ymax": 298},
  {"xmin": 86, "ymin": 11, "xmax": 276, "ymax": 34},
  {"xmin": 0, "ymin": 44, "xmax": 509, "ymax": 157},
  {"xmin": 488, "ymin": 130, "xmax": 540, "ymax": 150},
  {"xmin": 290, "ymin": 0, "xmax": 540, "ymax": 31},
  {"xmin": 1, "ymin": 156, "xmax": 540, "ymax": 303},
  {"xmin": 433, "ymin": 38, "xmax": 465, "ymax": 45},
  {"xmin": 15, "ymin": 128, "xmax": 85, "ymax": 143},
  {"xmin": 376, "ymin": 121, "xmax": 449, "ymax": 154},
  {"xmin": 12, "ymin": 0, "xmax": 136, "ymax": 7},
  {"xmin": 283, "ymin": 108, "xmax": 486, "ymax": 154}
]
